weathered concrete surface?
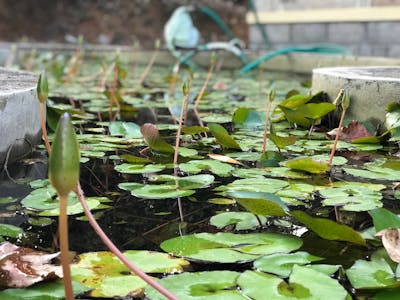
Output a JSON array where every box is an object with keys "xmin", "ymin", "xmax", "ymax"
[
  {"xmin": 312, "ymin": 66, "xmax": 400, "ymax": 126},
  {"xmin": 0, "ymin": 68, "xmax": 39, "ymax": 166}
]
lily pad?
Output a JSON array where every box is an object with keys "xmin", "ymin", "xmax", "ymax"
[
  {"xmin": 0, "ymin": 224, "xmax": 23, "ymax": 240},
  {"xmin": 119, "ymin": 183, "xmax": 195, "ymax": 199},
  {"xmin": 210, "ymin": 212, "xmax": 267, "ymax": 230},
  {"xmin": 282, "ymin": 157, "xmax": 330, "ymax": 174},
  {"xmin": 114, "ymin": 163, "xmax": 166, "ymax": 174},
  {"xmin": 370, "ymin": 208, "xmax": 400, "ymax": 232},
  {"xmin": 238, "ymin": 266, "xmax": 349, "ymax": 300},
  {"xmin": 253, "ymin": 251, "xmax": 324, "ymax": 277},
  {"xmin": 160, "ymin": 232, "xmax": 302, "ymax": 263},
  {"xmin": 141, "ymin": 123, "xmax": 175, "ymax": 153},
  {"xmin": 109, "ymin": 121, "xmax": 142, "ymax": 139},
  {"xmin": 208, "ymin": 123, "xmax": 241, "ymax": 150},
  {"xmin": 71, "ymin": 250, "xmax": 189, "ymax": 298},
  {"xmin": 291, "ymin": 210, "xmax": 366, "ymax": 246},
  {"xmin": 179, "ymin": 159, "xmax": 234, "ymax": 177},
  {"xmin": 145, "ymin": 271, "xmax": 245, "ymax": 300}
]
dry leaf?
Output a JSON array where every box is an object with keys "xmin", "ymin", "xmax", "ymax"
[
  {"xmin": 0, "ymin": 242, "xmax": 62, "ymax": 288},
  {"xmin": 212, "ymin": 80, "xmax": 228, "ymax": 90},
  {"xmin": 376, "ymin": 228, "xmax": 400, "ymax": 263},
  {"xmin": 327, "ymin": 120, "xmax": 373, "ymax": 142},
  {"xmin": 208, "ymin": 154, "xmax": 243, "ymax": 166}
]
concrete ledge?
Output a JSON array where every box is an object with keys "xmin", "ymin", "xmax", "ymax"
[
  {"xmin": 312, "ymin": 66, "xmax": 400, "ymax": 127},
  {"xmin": 0, "ymin": 68, "xmax": 39, "ymax": 166}
]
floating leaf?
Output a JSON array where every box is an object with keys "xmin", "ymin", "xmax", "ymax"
[
  {"xmin": 179, "ymin": 159, "xmax": 234, "ymax": 177},
  {"xmin": 232, "ymin": 107, "xmax": 265, "ymax": 128},
  {"xmin": 346, "ymin": 255, "xmax": 399, "ymax": 289},
  {"xmin": 0, "ymin": 224, "xmax": 23, "ymax": 239},
  {"xmin": 161, "ymin": 232, "xmax": 302, "ymax": 263},
  {"xmin": 145, "ymin": 271, "xmax": 245, "ymax": 300},
  {"xmin": 253, "ymin": 251, "xmax": 323, "ymax": 277},
  {"xmin": 376, "ymin": 229, "xmax": 400, "ymax": 263},
  {"xmin": 227, "ymin": 191, "xmax": 289, "ymax": 217},
  {"xmin": 114, "ymin": 163, "xmax": 166, "ymax": 174},
  {"xmin": 217, "ymin": 177, "xmax": 289, "ymax": 194},
  {"xmin": 140, "ymin": 123, "xmax": 175, "ymax": 153},
  {"xmin": 151, "ymin": 174, "xmax": 215, "ymax": 189},
  {"xmin": 0, "ymin": 280, "xmax": 90, "ymax": 300},
  {"xmin": 238, "ymin": 266, "xmax": 348, "ymax": 300},
  {"xmin": 282, "ymin": 157, "xmax": 329, "ymax": 174},
  {"xmin": 208, "ymin": 123, "xmax": 241, "ymax": 150},
  {"xmin": 109, "ymin": 121, "xmax": 142, "ymax": 139},
  {"xmin": 119, "ymin": 183, "xmax": 194, "ymax": 199},
  {"xmin": 182, "ymin": 126, "xmax": 210, "ymax": 135},
  {"xmin": 268, "ymin": 132, "xmax": 297, "ymax": 149},
  {"xmin": 278, "ymin": 105, "xmax": 312, "ymax": 127},
  {"xmin": 370, "ymin": 208, "xmax": 400, "ymax": 232},
  {"xmin": 291, "ymin": 210, "xmax": 366, "ymax": 246},
  {"xmin": 319, "ymin": 186, "xmax": 382, "ymax": 211},
  {"xmin": 210, "ymin": 212, "xmax": 267, "ymax": 230},
  {"xmin": 71, "ymin": 250, "xmax": 189, "ymax": 298},
  {"xmin": 208, "ymin": 153, "xmax": 243, "ymax": 165}
]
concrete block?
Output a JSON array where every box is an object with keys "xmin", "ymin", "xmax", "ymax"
[
  {"xmin": 312, "ymin": 66, "xmax": 400, "ymax": 128},
  {"xmin": 367, "ymin": 22, "xmax": 400, "ymax": 43},
  {"xmin": 388, "ymin": 45, "xmax": 400, "ymax": 57},
  {"xmin": 328, "ymin": 22, "xmax": 366, "ymax": 43},
  {"xmin": 291, "ymin": 23, "xmax": 328, "ymax": 43},
  {"xmin": 0, "ymin": 68, "xmax": 40, "ymax": 166}
]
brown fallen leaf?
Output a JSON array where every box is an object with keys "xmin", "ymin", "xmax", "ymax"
[
  {"xmin": 212, "ymin": 80, "xmax": 228, "ymax": 90},
  {"xmin": 376, "ymin": 228, "xmax": 400, "ymax": 263},
  {"xmin": 0, "ymin": 242, "xmax": 62, "ymax": 288},
  {"xmin": 208, "ymin": 153, "xmax": 244, "ymax": 166},
  {"xmin": 327, "ymin": 120, "xmax": 373, "ymax": 142}
]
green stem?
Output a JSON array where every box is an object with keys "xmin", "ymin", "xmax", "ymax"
[
  {"xmin": 328, "ymin": 108, "xmax": 347, "ymax": 167},
  {"xmin": 40, "ymin": 103, "xmax": 51, "ymax": 153},
  {"xmin": 59, "ymin": 194, "xmax": 74, "ymax": 300},
  {"xmin": 262, "ymin": 99, "xmax": 272, "ymax": 154}
]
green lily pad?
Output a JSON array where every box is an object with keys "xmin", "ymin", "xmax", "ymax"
[
  {"xmin": 217, "ymin": 177, "xmax": 289, "ymax": 194},
  {"xmin": 210, "ymin": 212, "xmax": 267, "ymax": 230},
  {"xmin": 238, "ymin": 266, "xmax": 349, "ymax": 300},
  {"xmin": 179, "ymin": 159, "xmax": 234, "ymax": 177},
  {"xmin": 109, "ymin": 121, "xmax": 142, "ymax": 139},
  {"xmin": 370, "ymin": 208, "xmax": 400, "ymax": 232},
  {"xmin": 160, "ymin": 232, "xmax": 302, "ymax": 263},
  {"xmin": 0, "ymin": 223, "xmax": 23, "ymax": 239},
  {"xmin": 232, "ymin": 107, "xmax": 265, "ymax": 128},
  {"xmin": 145, "ymin": 271, "xmax": 245, "ymax": 300},
  {"xmin": 181, "ymin": 126, "xmax": 210, "ymax": 135},
  {"xmin": 0, "ymin": 280, "xmax": 90, "ymax": 300},
  {"xmin": 268, "ymin": 132, "xmax": 297, "ymax": 149},
  {"xmin": 119, "ymin": 183, "xmax": 194, "ymax": 199},
  {"xmin": 253, "ymin": 251, "xmax": 323, "ymax": 277},
  {"xmin": 227, "ymin": 191, "xmax": 289, "ymax": 216},
  {"xmin": 71, "ymin": 250, "xmax": 189, "ymax": 298},
  {"xmin": 141, "ymin": 123, "xmax": 175, "ymax": 153},
  {"xmin": 282, "ymin": 157, "xmax": 330, "ymax": 174},
  {"xmin": 319, "ymin": 186, "xmax": 382, "ymax": 211},
  {"xmin": 291, "ymin": 210, "xmax": 366, "ymax": 246},
  {"xmin": 114, "ymin": 163, "xmax": 166, "ymax": 174},
  {"xmin": 346, "ymin": 255, "xmax": 399, "ymax": 289},
  {"xmin": 208, "ymin": 123, "xmax": 241, "ymax": 150},
  {"xmin": 151, "ymin": 174, "xmax": 215, "ymax": 189}
]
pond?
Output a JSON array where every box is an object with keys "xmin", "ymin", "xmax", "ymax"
[{"xmin": 1, "ymin": 50, "xmax": 400, "ymax": 299}]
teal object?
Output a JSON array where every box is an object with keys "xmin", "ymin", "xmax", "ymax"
[{"xmin": 240, "ymin": 44, "xmax": 351, "ymax": 74}]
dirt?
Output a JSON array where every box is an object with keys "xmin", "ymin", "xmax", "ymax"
[{"xmin": 0, "ymin": 0, "xmax": 248, "ymax": 48}]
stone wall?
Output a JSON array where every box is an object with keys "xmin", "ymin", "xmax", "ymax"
[{"xmin": 249, "ymin": 0, "xmax": 400, "ymax": 57}]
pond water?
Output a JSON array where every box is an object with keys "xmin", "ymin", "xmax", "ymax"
[{"xmin": 1, "ymin": 51, "xmax": 400, "ymax": 299}]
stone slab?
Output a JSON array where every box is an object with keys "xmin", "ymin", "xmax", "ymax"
[
  {"xmin": 0, "ymin": 68, "xmax": 39, "ymax": 166},
  {"xmin": 312, "ymin": 66, "xmax": 400, "ymax": 127}
]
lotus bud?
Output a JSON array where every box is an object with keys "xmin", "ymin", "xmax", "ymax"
[
  {"xmin": 341, "ymin": 89, "xmax": 351, "ymax": 110},
  {"xmin": 49, "ymin": 113, "xmax": 80, "ymax": 197},
  {"xmin": 37, "ymin": 70, "xmax": 48, "ymax": 104}
]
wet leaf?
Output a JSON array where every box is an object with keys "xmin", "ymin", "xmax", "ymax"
[
  {"xmin": 268, "ymin": 132, "xmax": 297, "ymax": 149},
  {"xmin": 238, "ymin": 266, "xmax": 348, "ymax": 300},
  {"xmin": 253, "ymin": 251, "xmax": 324, "ymax": 277},
  {"xmin": 227, "ymin": 191, "xmax": 289, "ymax": 216},
  {"xmin": 119, "ymin": 183, "xmax": 194, "ymax": 199},
  {"xmin": 282, "ymin": 157, "xmax": 329, "ymax": 174},
  {"xmin": 181, "ymin": 126, "xmax": 210, "ymax": 135},
  {"xmin": 376, "ymin": 229, "xmax": 400, "ymax": 263},
  {"xmin": 232, "ymin": 107, "xmax": 265, "ymax": 128},
  {"xmin": 0, "ymin": 242, "xmax": 62, "ymax": 288},
  {"xmin": 370, "ymin": 208, "xmax": 400, "ymax": 232},
  {"xmin": 179, "ymin": 159, "xmax": 234, "ymax": 177},
  {"xmin": 346, "ymin": 255, "xmax": 399, "ymax": 289},
  {"xmin": 71, "ymin": 250, "xmax": 189, "ymax": 298},
  {"xmin": 109, "ymin": 121, "xmax": 142, "ymax": 139},
  {"xmin": 327, "ymin": 121, "xmax": 374, "ymax": 142},
  {"xmin": 208, "ymin": 123, "xmax": 241, "ymax": 150},
  {"xmin": 145, "ymin": 271, "xmax": 245, "ymax": 300},
  {"xmin": 161, "ymin": 232, "xmax": 302, "ymax": 263},
  {"xmin": 0, "ymin": 224, "xmax": 23, "ymax": 239},
  {"xmin": 210, "ymin": 212, "xmax": 267, "ymax": 230},
  {"xmin": 0, "ymin": 280, "xmax": 90, "ymax": 300},
  {"xmin": 208, "ymin": 153, "xmax": 243, "ymax": 166},
  {"xmin": 151, "ymin": 174, "xmax": 215, "ymax": 189},
  {"xmin": 114, "ymin": 163, "xmax": 166, "ymax": 174},
  {"xmin": 140, "ymin": 123, "xmax": 175, "ymax": 153},
  {"xmin": 291, "ymin": 211, "xmax": 366, "ymax": 246}
]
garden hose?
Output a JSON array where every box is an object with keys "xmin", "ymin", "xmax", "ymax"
[
  {"xmin": 240, "ymin": 44, "xmax": 351, "ymax": 74},
  {"xmin": 247, "ymin": 0, "xmax": 270, "ymax": 48}
]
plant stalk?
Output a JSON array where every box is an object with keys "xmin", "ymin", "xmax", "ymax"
[
  {"xmin": 39, "ymin": 103, "xmax": 51, "ymax": 153},
  {"xmin": 262, "ymin": 95, "xmax": 273, "ymax": 154},
  {"xmin": 138, "ymin": 44, "xmax": 159, "ymax": 86},
  {"xmin": 328, "ymin": 107, "xmax": 346, "ymax": 166},
  {"xmin": 75, "ymin": 185, "xmax": 178, "ymax": 300},
  {"xmin": 58, "ymin": 194, "xmax": 74, "ymax": 300}
]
